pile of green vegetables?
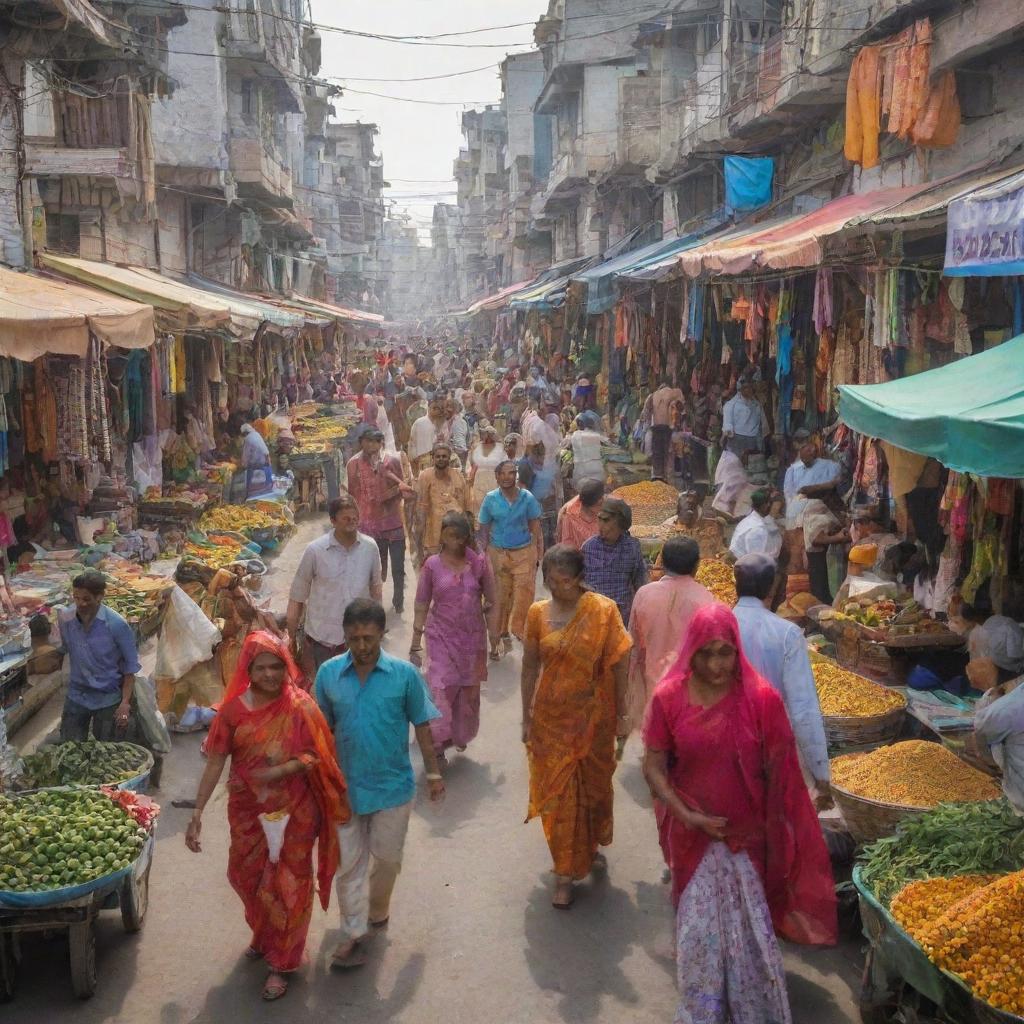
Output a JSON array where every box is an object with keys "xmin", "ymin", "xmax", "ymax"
[
  {"xmin": 860, "ymin": 800, "xmax": 1024, "ymax": 905},
  {"xmin": 0, "ymin": 790, "xmax": 148, "ymax": 892},
  {"xmin": 20, "ymin": 740, "xmax": 149, "ymax": 789}
]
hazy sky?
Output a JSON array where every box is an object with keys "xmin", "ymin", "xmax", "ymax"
[{"xmin": 312, "ymin": 0, "xmax": 545, "ymax": 242}]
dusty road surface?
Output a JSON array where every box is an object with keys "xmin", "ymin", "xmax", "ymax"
[{"xmin": 4, "ymin": 515, "xmax": 864, "ymax": 1023}]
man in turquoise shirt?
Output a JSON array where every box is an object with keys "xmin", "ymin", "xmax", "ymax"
[
  {"xmin": 315, "ymin": 599, "xmax": 443, "ymax": 968},
  {"xmin": 478, "ymin": 460, "xmax": 544, "ymax": 653}
]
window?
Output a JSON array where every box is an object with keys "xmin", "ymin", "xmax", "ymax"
[{"xmin": 45, "ymin": 213, "xmax": 80, "ymax": 255}]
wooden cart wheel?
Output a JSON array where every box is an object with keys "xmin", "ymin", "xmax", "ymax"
[
  {"xmin": 0, "ymin": 931, "xmax": 17, "ymax": 1002},
  {"xmin": 120, "ymin": 865, "xmax": 150, "ymax": 934},
  {"xmin": 68, "ymin": 918, "xmax": 97, "ymax": 999}
]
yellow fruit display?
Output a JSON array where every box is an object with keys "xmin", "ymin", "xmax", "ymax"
[
  {"xmin": 695, "ymin": 558, "xmax": 737, "ymax": 607},
  {"xmin": 917, "ymin": 870, "xmax": 1024, "ymax": 1014},
  {"xmin": 812, "ymin": 659, "xmax": 906, "ymax": 718},
  {"xmin": 890, "ymin": 874, "xmax": 1003, "ymax": 942},
  {"xmin": 200, "ymin": 505, "xmax": 278, "ymax": 533},
  {"xmin": 831, "ymin": 741, "xmax": 1001, "ymax": 807}
]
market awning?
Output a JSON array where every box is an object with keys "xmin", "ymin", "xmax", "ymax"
[
  {"xmin": 184, "ymin": 274, "xmax": 312, "ymax": 330},
  {"xmin": 0, "ymin": 266, "xmax": 154, "ymax": 359},
  {"xmin": 279, "ymin": 293, "xmax": 385, "ymax": 326},
  {"xmin": 39, "ymin": 254, "xmax": 238, "ymax": 334},
  {"xmin": 838, "ymin": 333, "xmax": 1024, "ymax": 478},
  {"xmin": 572, "ymin": 215, "xmax": 731, "ymax": 314},
  {"xmin": 461, "ymin": 279, "xmax": 537, "ymax": 316},
  {"xmin": 943, "ymin": 166, "xmax": 1024, "ymax": 278},
  {"xmin": 676, "ymin": 184, "xmax": 935, "ymax": 278}
]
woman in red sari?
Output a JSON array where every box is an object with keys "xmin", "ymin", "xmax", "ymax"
[
  {"xmin": 186, "ymin": 631, "xmax": 350, "ymax": 1001},
  {"xmin": 642, "ymin": 604, "xmax": 835, "ymax": 1024}
]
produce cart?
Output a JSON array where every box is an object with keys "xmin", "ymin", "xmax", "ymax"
[
  {"xmin": 0, "ymin": 831, "xmax": 154, "ymax": 1001},
  {"xmin": 853, "ymin": 866, "xmax": 1022, "ymax": 1024}
]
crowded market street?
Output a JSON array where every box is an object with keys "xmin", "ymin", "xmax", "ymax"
[{"xmin": 5, "ymin": 515, "xmax": 862, "ymax": 1023}]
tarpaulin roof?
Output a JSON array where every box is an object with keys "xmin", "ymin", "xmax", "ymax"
[
  {"xmin": 676, "ymin": 184, "xmax": 934, "ymax": 278},
  {"xmin": 279, "ymin": 293, "xmax": 385, "ymax": 326},
  {"xmin": 184, "ymin": 274, "xmax": 312, "ymax": 330},
  {"xmin": 509, "ymin": 259, "xmax": 601, "ymax": 312},
  {"xmin": 40, "ymin": 254, "xmax": 238, "ymax": 334},
  {"xmin": 572, "ymin": 215, "xmax": 731, "ymax": 314},
  {"xmin": 461, "ymin": 279, "xmax": 537, "ymax": 316},
  {"xmin": 0, "ymin": 266, "xmax": 154, "ymax": 359},
  {"xmin": 838, "ymin": 334, "xmax": 1024, "ymax": 478}
]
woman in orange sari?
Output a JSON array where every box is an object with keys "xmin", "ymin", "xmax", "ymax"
[
  {"xmin": 185, "ymin": 631, "xmax": 350, "ymax": 1001},
  {"xmin": 521, "ymin": 544, "xmax": 632, "ymax": 909}
]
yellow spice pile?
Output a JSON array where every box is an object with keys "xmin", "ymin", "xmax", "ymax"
[
  {"xmin": 830, "ymin": 741, "xmax": 1001, "ymax": 807},
  {"xmin": 919, "ymin": 870, "xmax": 1024, "ymax": 1014},
  {"xmin": 611, "ymin": 480, "xmax": 680, "ymax": 507},
  {"xmin": 890, "ymin": 874, "xmax": 1002, "ymax": 943},
  {"xmin": 696, "ymin": 558, "xmax": 737, "ymax": 607},
  {"xmin": 812, "ymin": 660, "xmax": 906, "ymax": 718}
]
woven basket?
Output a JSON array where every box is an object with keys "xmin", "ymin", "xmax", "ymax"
[
  {"xmin": 829, "ymin": 781, "xmax": 928, "ymax": 844},
  {"xmin": 823, "ymin": 703, "xmax": 905, "ymax": 749}
]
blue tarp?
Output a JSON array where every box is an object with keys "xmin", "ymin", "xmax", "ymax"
[
  {"xmin": 573, "ymin": 215, "xmax": 730, "ymax": 315},
  {"xmin": 838, "ymin": 333, "xmax": 1024, "ymax": 478},
  {"xmin": 724, "ymin": 156, "xmax": 774, "ymax": 213}
]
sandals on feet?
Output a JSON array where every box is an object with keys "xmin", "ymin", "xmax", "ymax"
[
  {"xmin": 244, "ymin": 945, "xmax": 263, "ymax": 961},
  {"xmin": 261, "ymin": 974, "xmax": 288, "ymax": 1001},
  {"xmin": 330, "ymin": 941, "xmax": 368, "ymax": 969}
]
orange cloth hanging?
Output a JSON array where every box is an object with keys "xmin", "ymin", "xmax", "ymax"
[
  {"xmin": 912, "ymin": 70, "xmax": 961, "ymax": 148},
  {"xmin": 845, "ymin": 45, "xmax": 882, "ymax": 169}
]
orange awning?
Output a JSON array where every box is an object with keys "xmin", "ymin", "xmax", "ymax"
[{"xmin": 677, "ymin": 184, "xmax": 936, "ymax": 278}]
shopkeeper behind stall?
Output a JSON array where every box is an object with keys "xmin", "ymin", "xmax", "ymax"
[
  {"xmin": 832, "ymin": 543, "xmax": 885, "ymax": 608},
  {"xmin": 972, "ymin": 653, "xmax": 1024, "ymax": 813},
  {"xmin": 58, "ymin": 569, "xmax": 141, "ymax": 742}
]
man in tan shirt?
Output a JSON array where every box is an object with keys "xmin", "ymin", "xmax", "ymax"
[
  {"xmin": 642, "ymin": 382, "xmax": 685, "ymax": 482},
  {"xmin": 413, "ymin": 441, "xmax": 470, "ymax": 565}
]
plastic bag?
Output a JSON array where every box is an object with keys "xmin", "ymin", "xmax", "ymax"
[
  {"xmin": 155, "ymin": 585, "xmax": 222, "ymax": 684},
  {"xmin": 132, "ymin": 675, "xmax": 172, "ymax": 754},
  {"xmin": 259, "ymin": 810, "xmax": 291, "ymax": 863}
]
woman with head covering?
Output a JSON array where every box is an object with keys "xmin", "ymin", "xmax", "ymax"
[
  {"xmin": 581, "ymin": 498, "xmax": 648, "ymax": 624},
  {"xmin": 185, "ymin": 631, "xmax": 350, "ymax": 1001},
  {"xmin": 468, "ymin": 422, "xmax": 505, "ymax": 514},
  {"xmin": 564, "ymin": 411, "xmax": 605, "ymax": 491},
  {"xmin": 643, "ymin": 604, "xmax": 837, "ymax": 1023},
  {"xmin": 522, "ymin": 545, "xmax": 632, "ymax": 908}
]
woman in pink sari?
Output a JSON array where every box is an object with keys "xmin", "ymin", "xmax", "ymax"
[
  {"xmin": 410, "ymin": 512, "xmax": 498, "ymax": 761},
  {"xmin": 642, "ymin": 604, "xmax": 836, "ymax": 1024}
]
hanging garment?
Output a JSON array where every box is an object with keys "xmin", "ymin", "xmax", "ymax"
[
  {"xmin": 813, "ymin": 268, "xmax": 834, "ymax": 335},
  {"xmin": 912, "ymin": 70, "xmax": 961, "ymax": 147},
  {"xmin": 845, "ymin": 45, "xmax": 882, "ymax": 168}
]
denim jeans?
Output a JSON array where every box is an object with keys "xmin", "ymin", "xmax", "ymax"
[{"xmin": 60, "ymin": 697, "xmax": 119, "ymax": 741}]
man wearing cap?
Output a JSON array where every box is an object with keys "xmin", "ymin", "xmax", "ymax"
[
  {"xmin": 728, "ymin": 489, "xmax": 783, "ymax": 561},
  {"xmin": 721, "ymin": 374, "xmax": 769, "ymax": 457},
  {"xmin": 347, "ymin": 429, "xmax": 410, "ymax": 614},
  {"xmin": 732, "ymin": 554, "xmax": 831, "ymax": 808}
]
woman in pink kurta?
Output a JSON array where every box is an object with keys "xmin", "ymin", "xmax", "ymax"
[{"xmin": 410, "ymin": 512, "xmax": 498, "ymax": 759}]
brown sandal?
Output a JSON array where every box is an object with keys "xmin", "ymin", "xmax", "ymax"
[
  {"xmin": 551, "ymin": 881, "xmax": 574, "ymax": 909},
  {"xmin": 330, "ymin": 940, "xmax": 368, "ymax": 969}
]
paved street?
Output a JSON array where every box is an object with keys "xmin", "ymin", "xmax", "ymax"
[{"xmin": 6, "ymin": 517, "xmax": 864, "ymax": 1023}]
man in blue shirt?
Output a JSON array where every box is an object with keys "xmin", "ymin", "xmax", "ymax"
[
  {"xmin": 478, "ymin": 460, "xmax": 543, "ymax": 655},
  {"xmin": 314, "ymin": 599, "xmax": 443, "ymax": 969},
  {"xmin": 58, "ymin": 569, "xmax": 141, "ymax": 742}
]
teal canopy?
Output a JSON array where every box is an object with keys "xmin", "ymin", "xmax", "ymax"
[{"xmin": 837, "ymin": 334, "xmax": 1024, "ymax": 478}]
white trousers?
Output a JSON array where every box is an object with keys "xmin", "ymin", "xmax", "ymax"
[{"xmin": 335, "ymin": 801, "xmax": 413, "ymax": 940}]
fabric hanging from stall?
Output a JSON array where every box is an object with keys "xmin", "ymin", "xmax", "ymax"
[{"xmin": 813, "ymin": 268, "xmax": 834, "ymax": 334}]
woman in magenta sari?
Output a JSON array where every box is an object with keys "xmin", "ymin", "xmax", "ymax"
[
  {"xmin": 186, "ymin": 631, "xmax": 350, "ymax": 1001},
  {"xmin": 410, "ymin": 512, "xmax": 498, "ymax": 761},
  {"xmin": 642, "ymin": 604, "xmax": 836, "ymax": 1024}
]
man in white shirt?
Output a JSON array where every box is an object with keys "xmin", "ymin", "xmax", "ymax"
[
  {"xmin": 729, "ymin": 489, "xmax": 783, "ymax": 560},
  {"xmin": 445, "ymin": 396, "xmax": 470, "ymax": 466},
  {"xmin": 732, "ymin": 553, "xmax": 832, "ymax": 808},
  {"xmin": 783, "ymin": 438, "xmax": 840, "ymax": 530},
  {"xmin": 408, "ymin": 396, "xmax": 451, "ymax": 474},
  {"xmin": 721, "ymin": 376, "xmax": 769, "ymax": 456},
  {"xmin": 287, "ymin": 495, "xmax": 383, "ymax": 678}
]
